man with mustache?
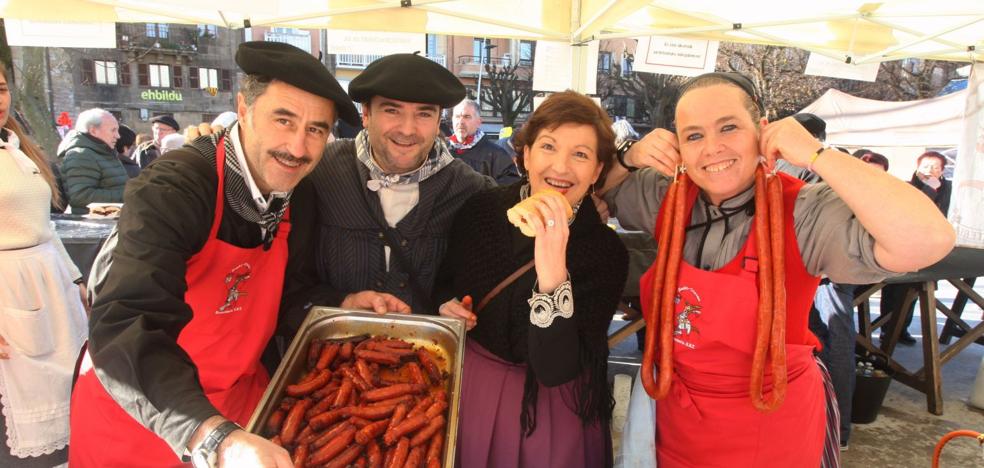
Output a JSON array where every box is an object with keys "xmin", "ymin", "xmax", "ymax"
[
  {"xmin": 69, "ymin": 41, "xmax": 360, "ymax": 467},
  {"xmin": 297, "ymin": 53, "xmax": 494, "ymax": 321}
]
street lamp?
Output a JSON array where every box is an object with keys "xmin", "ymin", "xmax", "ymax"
[{"xmin": 475, "ymin": 39, "xmax": 497, "ymax": 107}]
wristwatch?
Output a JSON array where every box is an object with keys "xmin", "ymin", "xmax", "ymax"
[
  {"xmin": 616, "ymin": 139, "xmax": 639, "ymax": 172},
  {"xmin": 191, "ymin": 420, "xmax": 241, "ymax": 468}
]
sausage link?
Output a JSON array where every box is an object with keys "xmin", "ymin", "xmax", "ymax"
[
  {"xmin": 306, "ymin": 389, "xmax": 339, "ymax": 419},
  {"xmin": 356, "ymin": 359, "xmax": 377, "ymax": 387},
  {"xmin": 367, "ymin": 440, "xmax": 384, "ymax": 468},
  {"xmin": 407, "ymin": 396, "xmax": 434, "ymax": 419},
  {"xmin": 286, "ymin": 369, "xmax": 331, "ymax": 397},
  {"xmin": 316, "ymin": 343, "xmax": 341, "ymax": 370},
  {"xmin": 425, "ymin": 432, "xmax": 443, "ymax": 464},
  {"xmin": 307, "ymin": 426, "xmax": 357, "ymax": 465},
  {"xmin": 368, "ymin": 394, "xmax": 414, "ymax": 407},
  {"xmin": 311, "ymin": 422, "xmax": 353, "ymax": 450},
  {"xmin": 640, "ymin": 176, "xmax": 678, "ymax": 400},
  {"xmin": 333, "ymin": 378, "xmax": 354, "ymax": 409},
  {"xmin": 280, "ymin": 398, "xmax": 312, "ymax": 445},
  {"xmin": 410, "ymin": 415, "xmax": 445, "ymax": 447},
  {"xmin": 355, "ymin": 349, "xmax": 402, "ymax": 366},
  {"xmin": 416, "ymin": 349, "xmax": 442, "ymax": 382},
  {"xmin": 363, "ymin": 383, "xmax": 419, "ymax": 402},
  {"xmin": 749, "ymin": 166, "xmax": 775, "ymax": 411},
  {"xmin": 307, "ymin": 340, "xmax": 325, "ymax": 369},
  {"xmin": 405, "ymin": 362, "xmax": 428, "ymax": 386},
  {"xmin": 383, "ymin": 415, "xmax": 428, "ymax": 446},
  {"xmin": 341, "ymin": 366, "xmax": 374, "ymax": 392},
  {"xmin": 404, "ymin": 446, "xmax": 425, "ymax": 468},
  {"xmin": 292, "ymin": 442, "xmax": 309, "ymax": 468},
  {"xmin": 324, "ymin": 443, "xmax": 364, "ymax": 468},
  {"xmin": 340, "ymin": 341, "xmax": 354, "ymax": 361},
  {"xmin": 309, "ymin": 407, "xmax": 349, "ymax": 431},
  {"xmin": 766, "ymin": 173, "xmax": 787, "ymax": 410},
  {"xmin": 386, "ymin": 437, "xmax": 410, "ymax": 468},
  {"xmin": 347, "ymin": 404, "xmax": 397, "ymax": 420},
  {"xmin": 423, "ymin": 400, "xmax": 448, "ymax": 419},
  {"xmin": 265, "ymin": 409, "xmax": 286, "ymax": 436},
  {"xmin": 355, "ymin": 418, "xmax": 391, "ymax": 445}
]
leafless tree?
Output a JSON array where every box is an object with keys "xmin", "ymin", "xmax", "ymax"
[{"xmin": 480, "ymin": 61, "xmax": 534, "ymax": 128}]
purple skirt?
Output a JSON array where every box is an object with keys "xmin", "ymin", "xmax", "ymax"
[{"xmin": 455, "ymin": 339, "xmax": 610, "ymax": 468}]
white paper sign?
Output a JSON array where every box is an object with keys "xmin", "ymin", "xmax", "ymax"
[
  {"xmin": 804, "ymin": 53, "xmax": 880, "ymax": 82},
  {"xmin": 533, "ymin": 95, "xmax": 601, "ymax": 111},
  {"xmin": 632, "ymin": 36, "xmax": 718, "ymax": 77},
  {"xmin": 323, "ymin": 30, "xmax": 426, "ymax": 56},
  {"xmin": 4, "ymin": 20, "xmax": 116, "ymax": 48},
  {"xmin": 950, "ymin": 62, "xmax": 984, "ymax": 249},
  {"xmin": 532, "ymin": 40, "xmax": 599, "ymax": 94}
]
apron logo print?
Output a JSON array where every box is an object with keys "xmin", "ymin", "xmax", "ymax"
[
  {"xmin": 217, "ymin": 263, "xmax": 251, "ymax": 314},
  {"xmin": 673, "ymin": 286, "xmax": 703, "ymax": 348}
]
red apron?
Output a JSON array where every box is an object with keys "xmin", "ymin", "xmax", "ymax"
[
  {"xmin": 640, "ymin": 173, "xmax": 824, "ymax": 467},
  {"xmin": 69, "ymin": 139, "xmax": 290, "ymax": 467}
]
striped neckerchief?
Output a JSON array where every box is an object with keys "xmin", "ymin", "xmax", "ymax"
[{"xmin": 355, "ymin": 129, "xmax": 454, "ymax": 191}]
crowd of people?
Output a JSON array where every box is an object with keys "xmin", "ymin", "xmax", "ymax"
[{"xmin": 0, "ymin": 40, "xmax": 959, "ymax": 468}]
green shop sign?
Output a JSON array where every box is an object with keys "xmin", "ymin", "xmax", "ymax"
[{"xmin": 141, "ymin": 90, "xmax": 183, "ymax": 102}]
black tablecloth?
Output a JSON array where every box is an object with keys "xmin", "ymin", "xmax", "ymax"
[
  {"xmin": 53, "ymin": 214, "xmax": 117, "ymax": 281},
  {"xmin": 886, "ymin": 246, "xmax": 984, "ymax": 283}
]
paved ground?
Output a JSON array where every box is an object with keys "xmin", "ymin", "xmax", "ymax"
[{"xmin": 607, "ymin": 280, "xmax": 984, "ymax": 467}]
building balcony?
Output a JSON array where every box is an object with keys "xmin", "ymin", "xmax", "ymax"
[
  {"xmin": 336, "ymin": 54, "xmax": 446, "ymax": 69},
  {"xmin": 264, "ymin": 31, "xmax": 312, "ymax": 54},
  {"xmin": 456, "ymin": 55, "xmax": 531, "ymax": 77}
]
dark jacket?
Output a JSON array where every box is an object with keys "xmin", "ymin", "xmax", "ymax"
[
  {"xmin": 433, "ymin": 183, "xmax": 628, "ymax": 430},
  {"xmin": 131, "ymin": 141, "xmax": 161, "ymax": 168},
  {"xmin": 58, "ymin": 130, "xmax": 128, "ymax": 213},
  {"xmin": 910, "ymin": 173, "xmax": 951, "ymax": 215},
  {"xmin": 453, "ymin": 137, "xmax": 521, "ymax": 185}
]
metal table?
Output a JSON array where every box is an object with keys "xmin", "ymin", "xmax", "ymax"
[
  {"xmin": 52, "ymin": 214, "xmax": 117, "ymax": 281},
  {"xmin": 853, "ymin": 246, "xmax": 984, "ymax": 415}
]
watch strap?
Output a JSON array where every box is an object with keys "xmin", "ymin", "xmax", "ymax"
[
  {"xmin": 616, "ymin": 139, "xmax": 639, "ymax": 172},
  {"xmin": 196, "ymin": 420, "xmax": 240, "ymax": 466}
]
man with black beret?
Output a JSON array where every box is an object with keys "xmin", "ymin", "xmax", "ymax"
[
  {"xmin": 69, "ymin": 41, "xmax": 358, "ymax": 467},
  {"xmin": 131, "ymin": 114, "xmax": 180, "ymax": 169},
  {"xmin": 296, "ymin": 53, "xmax": 494, "ymax": 321}
]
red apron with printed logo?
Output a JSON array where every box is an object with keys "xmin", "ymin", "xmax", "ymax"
[
  {"xmin": 69, "ymin": 139, "xmax": 289, "ymax": 467},
  {"xmin": 640, "ymin": 173, "xmax": 825, "ymax": 467}
]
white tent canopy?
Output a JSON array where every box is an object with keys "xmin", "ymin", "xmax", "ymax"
[
  {"xmin": 2, "ymin": 0, "xmax": 983, "ymax": 65},
  {"xmin": 799, "ymin": 88, "xmax": 967, "ymax": 178}
]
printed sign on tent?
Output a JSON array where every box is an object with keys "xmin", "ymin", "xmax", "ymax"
[
  {"xmin": 5, "ymin": 20, "xmax": 116, "ymax": 48},
  {"xmin": 950, "ymin": 62, "xmax": 984, "ymax": 249},
  {"xmin": 323, "ymin": 30, "xmax": 426, "ymax": 56},
  {"xmin": 632, "ymin": 35, "xmax": 718, "ymax": 77},
  {"xmin": 532, "ymin": 40, "xmax": 599, "ymax": 94},
  {"xmin": 804, "ymin": 53, "xmax": 880, "ymax": 82}
]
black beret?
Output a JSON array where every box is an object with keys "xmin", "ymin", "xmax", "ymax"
[
  {"xmin": 235, "ymin": 41, "xmax": 360, "ymax": 126},
  {"xmin": 149, "ymin": 114, "xmax": 179, "ymax": 131},
  {"xmin": 348, "ymin": 53, "xmax": 465, "ymax": 108},
  {"xmin": 793, "ymin": 113, "xmax": 827, "ymax": 141}
]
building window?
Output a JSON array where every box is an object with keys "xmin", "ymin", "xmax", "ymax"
[
  {"xmin": 120, "ymin": 63, "xmax": 131, "ymax": 86},
  {"xmin": 146, "ymin": 23, "xmax": 169, "ymax": 39},
  {"xmin": 220, "ymin": 69, "xmax": 232, "ymax": 91},
  {"xmin": 188, "ymin": 66, "xmax": 199, "ymax": 89},
  {"xmin": 598, "ymin": 51, "xmax": 612, "ymax": 72},
  {"xmin": 519, "ymin": 40, "xmax": 534, "ymax": 65},
  {"xmin": 95, "ymin": 60, "xmax": 118, "ymax": 85},
  {"xmin": 172, "ymin": 65, "xmax": 183, "ymax": 88},
  {"xmin": 197, "ymin": 24, "xmax": 217, "ymax": 38},
  {"xmin": 198, "ymin": 67, "xmax": 219, "ymax": 89},
  {"xmin": 139, "ymin": 63, "xmax": 171, "ymax": 88},
  {"xmin": 427, "ymin": 34, "xmax": 438, "ymax": 56}
]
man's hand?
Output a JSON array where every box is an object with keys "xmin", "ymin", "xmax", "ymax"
[
  {"xmin": 340, "ymin": 291, "xmax": 412, "ymax": 314},
  {"xmin": 216, "ymin": 430, "xmax": 292, "ymax": 468},
  {"xmin": 625, "ymin": 128, "xmax": 681, "ymax": 177}
]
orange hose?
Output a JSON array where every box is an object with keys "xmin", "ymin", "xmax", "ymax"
[{"xmin": 931, "ymin": 430, "xmax": 983, "ymax": 468}]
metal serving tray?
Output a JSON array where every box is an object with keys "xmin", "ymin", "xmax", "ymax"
[{"xmin": 246, "ymin": 307, "xmax": 466, "ymax": 466}]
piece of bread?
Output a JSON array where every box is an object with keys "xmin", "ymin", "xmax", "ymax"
[
  {"xmin": 90, "ymin": 205, "xmax": 121, "ymax": 216},
  {"xmin": 506, "ymin": 189, "xmax": 573, "ymax": 237}
]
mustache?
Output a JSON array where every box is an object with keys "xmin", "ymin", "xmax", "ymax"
[{"xmin": 268, "ymin": 149, "xmax": 311, "ymax": 164}]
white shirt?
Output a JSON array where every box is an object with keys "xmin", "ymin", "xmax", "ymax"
[{"xmin": 230, "ymin": 123, "xmax": 286, "ymax": 214}]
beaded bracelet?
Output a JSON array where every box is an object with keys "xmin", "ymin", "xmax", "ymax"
[{"xmin": 528, "ymin": 279, "xmax": 574, "ymax": 328}]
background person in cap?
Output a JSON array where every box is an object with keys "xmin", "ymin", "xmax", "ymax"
[
  {"xmin": 132, "ymin": 114, "xmax": 180, "ymax": 169},
  {"xmin": 296, "ymin": 53, "xmax": 493, "ymax": 324},
  {"xmin": 69, "ymin": 40, "xmax": 358, "ymax": 467},
  {"xmin": 602, "ymin": 71, "xmax": 953, "ymax": 466}
]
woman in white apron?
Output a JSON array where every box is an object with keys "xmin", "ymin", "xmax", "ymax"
[{"xmin": 0, "ymin": 65, "xmax": 88, "ymax": 467}]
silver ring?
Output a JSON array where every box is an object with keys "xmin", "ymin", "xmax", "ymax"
[{"xmin": 546, "ymin": 219, "xmax": 556, "ymax": 228}]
